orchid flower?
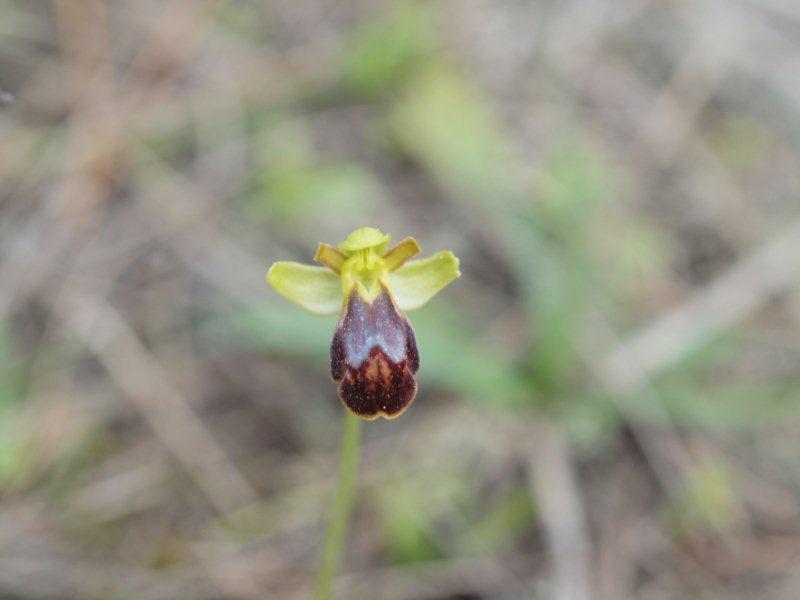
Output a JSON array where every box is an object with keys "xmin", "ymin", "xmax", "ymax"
[{"xmin": 267, "ymin": 227, "xmax": 460, "ymax": 420}]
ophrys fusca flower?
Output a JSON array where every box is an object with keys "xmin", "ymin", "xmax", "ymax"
[{"xmin": 267, "ymin": 227, "xmax": 460, "ymax": 420}]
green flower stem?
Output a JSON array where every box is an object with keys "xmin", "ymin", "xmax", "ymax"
[{"xmin": 314, "ymin": 410, "xmax": 363, "ymax": 600}]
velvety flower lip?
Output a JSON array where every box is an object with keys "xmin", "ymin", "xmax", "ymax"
[
  {"xmin": 266, "ymin": 227, "xmax": 459, "ymax": 420},
  {"xmin": 331, "ymin": 287, "xmax": 419, "ymax": 419}
]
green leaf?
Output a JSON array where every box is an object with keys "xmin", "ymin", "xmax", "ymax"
[
  {"xmin": 458, "ymin": 485, "xmax": 535, "ymax": 554},
  {"xmin": 227, "ymin": 304, "xmax": 332, "ymax": 361},
  {"xmin": 378, "ymin": 475, "xmax": 442, "ymax": 564},
  {"xmin": 665, "ymin": 459, "xmax": 739, "ymax": 535},
  {"xmin": 652, "ymin": 379, "xmax": 800, "ymax": 429},
  {"xmin": 342, "ymin": 2, "xmax": 439, "ymax": 97},
  {"xmin": 254, "ymin": 163, "xmax": 377, "ymax": 223},
  {"xmin": 410, "ymin": 306, "xmax": 530, "ymax": 408},
  {"xmin": 0, "ymin": 331, "xmax": 24, "ymax": 408},
  {"xmin": 248, "ymin": 117, "xmax": 379, "ymax": 225},
  {"xmin": 390, "ymin": 65, "xmax": 512, "ymax": 205},
  {"xmin": 266, "ymin": 262, "xmax": 342, "ymax": 315},
  {"xmin": 386, "ymin": 251, "xmax": 460, "ymax": 311}
]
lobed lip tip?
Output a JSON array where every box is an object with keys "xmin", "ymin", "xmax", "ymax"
[
  {"xmin": 342, "ymin": 405, "xmax": 414, "ymax": 421},
  {"xmin": 338, "ymin": 377, "xmax": 418, "ymax": 420}
]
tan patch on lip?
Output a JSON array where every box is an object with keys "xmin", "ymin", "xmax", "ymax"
[
  {"xmin": 363, "ymin": 354, "xmax": 393, "ymax": 393},
  {"xmin": 338, "ymin": 348, "xmax": 417, "ymax": 420},
  {"xmin": 364, "ymin": 357, "xmax": 380, "ymax": 388}
]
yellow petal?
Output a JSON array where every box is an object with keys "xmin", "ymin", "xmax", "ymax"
[
  {"xmin": 266, "ymin": 262, "xmax": 342, "ymax": 315},
  {"xmin": 385, "ymin": 251, "xmax": 460, "ymax": 311},
  {"xmin": 314, "ymin": 242, "xmax": 347, "ymax": 273},
  {"xmin": 382, "ymin": 237, "xmax": 422, "ymax": 271},
  {"xmin": 338, "ymin": 227, "xmax": 391, "ymax": 255}
]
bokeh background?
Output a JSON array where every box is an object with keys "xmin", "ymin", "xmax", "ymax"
[{"xmin": 3, "ymin": 0, "xmax": 800, "ymax": 598}]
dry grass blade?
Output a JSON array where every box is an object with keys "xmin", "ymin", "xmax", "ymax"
[
  {"xmin": 525, "ymin": 421, "xmax": 592, "ymax": 600},
  {"xmin": 604, "ymin": 220, "xmax": 800, "ymax": 393},
  {"xmin": 58, "ymin": 291, "xmax": 259, "ymax": 515}
]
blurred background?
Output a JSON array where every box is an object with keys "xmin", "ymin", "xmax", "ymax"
[{"xmin": 2, "ymin": 0, "xmax": 800, "ymax": 598}]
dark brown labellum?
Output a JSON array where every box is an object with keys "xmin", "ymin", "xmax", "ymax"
[{"xmin": 330, "ymin": 287, "xmax": 419, "ymax": 419}]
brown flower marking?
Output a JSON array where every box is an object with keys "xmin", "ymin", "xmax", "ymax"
[{"xmin": 330, "ymin": 287, "xmax": 419, "ymax": 419}]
